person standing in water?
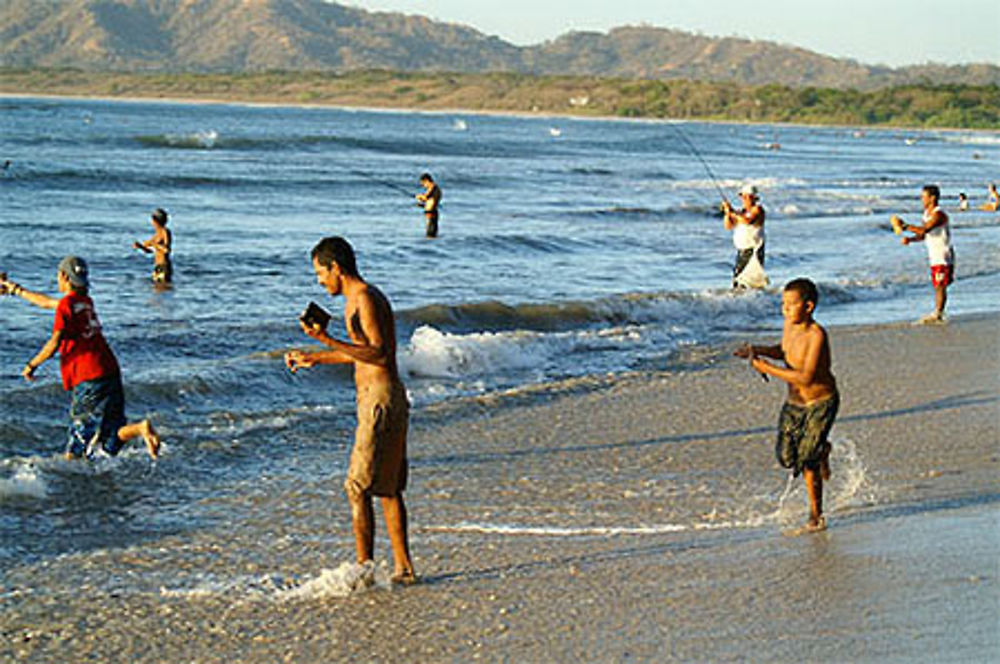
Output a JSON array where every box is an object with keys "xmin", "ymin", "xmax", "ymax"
[
  {"xmin": 722, "ymin": 184, "xmax": 767, "ymax": 289},
  {"xmin": 0, "ymin": 258, "xmax": 161, "ymax": 460},
  {"xmin": 979, "ymin": 183, "xmax": 999, "ymax": 212},
  {"xmin": 415, "ymin": 173, "xmax": 442, "ymax": 239},
  {"xmin": 133, "ymin": 208, "xmax": 172, "ymax": 284},
  {"xmin": 285, "ymin": 237, "xmax": 417, "ymax": 585},
  {"xmin": 892, "ymin": 184, "xmax": 954, "ymax": 324}
]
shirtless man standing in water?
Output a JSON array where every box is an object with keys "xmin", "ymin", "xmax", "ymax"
[
  {"xmin": 285, "ymin": 236, "xmax": 416, "ymax": 584},
  {"xmin": 133, "ymin": 208, "xmax": 173, "ymax": 284},
  {"xmin": 415, "ymin": 173, "xmax": 442, "ymax": 239},
  {"xmin": 735, "ymin": 278, "xmax": 839, "ymax": 533}
]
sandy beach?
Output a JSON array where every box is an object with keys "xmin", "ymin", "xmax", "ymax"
[{"xmin": 2, "ymin": 313, "xmax": 998, "ymax": 662}]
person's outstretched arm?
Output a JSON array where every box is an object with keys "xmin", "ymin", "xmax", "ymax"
[{"xmin": 0, "ymin": 276, "xmax": 59, "ymax": 310}]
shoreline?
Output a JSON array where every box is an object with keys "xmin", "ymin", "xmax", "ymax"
[
  {"xmin": 3, "ymin": 90, "xmax": 996, "ymax": 133},
  {"xmin": 3, "ymin": 312, "xmax": 997, "ymax": 661}
]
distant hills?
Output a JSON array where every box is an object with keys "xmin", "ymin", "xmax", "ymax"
[{"xmin": 2, "ymin": 0, "xmax": 998, "ymax": 89}]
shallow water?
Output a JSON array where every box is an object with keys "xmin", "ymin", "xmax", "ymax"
[{"xmin": 1, "ymin": 97, "xmax": 998, "ymax": 572}]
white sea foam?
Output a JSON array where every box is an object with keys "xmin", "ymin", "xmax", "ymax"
[
  {"xmin": 940, "ymin": 133, "xmax": 1000, "ymax": 146},
  {"xmin": 667, "ymin": 176, "xmax": 807, "ymax": 191},
  {"xmin": 772, "ymin": 436, "xmax": 880, "ymax": 527},
  {"xmin": 399, "ymin": 290, "xmax": 778, "ymax": 385},
  {"xmin": 159, "ymin": 561, "xmax": 380, "ymax": 602},
  {"xmin": 424, "ymin": 515, "xmax": 779, "ymax": 538},
  {"xmin": 401, "ymin": 325, "xmax": 549, "ymax": 379},
  {"xmin": 164, "ymin": 130, "xmax": 219, "ymax": 148},
  {"xmin": 277, "ymin": 561, "xmax": 378, "ymax": 601},
  {"xmin": 0, "ymin": 464, "xmax": 48, "ymax": 499}
]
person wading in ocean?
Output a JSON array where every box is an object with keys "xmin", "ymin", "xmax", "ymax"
[
  {"xmin": 415, "ymin": 173, "xmax": 442, "ymax": 239},
  {"xmin": 285, "ymin": 237, "xmax": 417, "ymax": 585},
  {"xmin": 721, "ymin": 184, "xmax": 768, "ymax": 289}
]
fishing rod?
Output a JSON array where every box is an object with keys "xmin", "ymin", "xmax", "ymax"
[
  {"xmin": 667, "ymin": 122, "xmax": 728, "ymax": 202},
  {"xmin": 349, "ymin": 168, "xmax": 413, "ymax": 197},
  {"xmin": 350, "ymin": 168, "xmax": 445, "ymax": 212}
]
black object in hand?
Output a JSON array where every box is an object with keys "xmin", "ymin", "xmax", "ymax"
[{"xmin": 300, "ymin": 301, "xmax": 332, "ymax": 331}]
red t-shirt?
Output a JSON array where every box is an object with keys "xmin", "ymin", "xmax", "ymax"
[{"xmin": 53, "ymin": 292, "xmax": 120, "ymax": 390}]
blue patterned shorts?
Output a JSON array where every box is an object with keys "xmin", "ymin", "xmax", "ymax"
[{"xmin": 66, "ymin": 374, "xmax": 128, "ymax": 459}]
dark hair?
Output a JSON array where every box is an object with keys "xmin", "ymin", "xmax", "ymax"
[
  {"xmin": 922, "ymin": 184, "xmax": 940, "ymax": 201},
  {"xmin": 784, "ymin": 278, "xmax": 818, "ymax": 306},
  {"xmin": 311, "ymin": 236, "xmax": 359, "ymax": 278},
  {"xmin": 152, "ymin": 208, "xmax": 168, "ymax": 225},
  {"xmin": 420, "ymin": 172, "xmax": 434, "ymax": 183}
]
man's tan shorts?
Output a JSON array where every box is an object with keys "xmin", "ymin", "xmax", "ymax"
[{"xmin": 345, "ymin": 382, "xmax": 409, "ymax": 499}]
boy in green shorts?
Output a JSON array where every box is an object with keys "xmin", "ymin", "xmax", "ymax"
[{"xmin": 735, "ymin": 278, "xmax": 839, "ymax": 533}]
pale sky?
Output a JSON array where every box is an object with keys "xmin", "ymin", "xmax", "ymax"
[{"xmin": 344, "ymin": 0, "xmax": 1000, "ymax": 67}]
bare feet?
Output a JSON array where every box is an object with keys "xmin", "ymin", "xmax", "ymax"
[
  {"xmin": 140, "ymin": 420, "xmax": 161, "ymax": 459},
  {"xmin": 391, "ymin": 570, "xmax": 419, "ymax": 586},
  {"xmin": 916, "ymin": 312, "xmax": 946, "ymax": 325},
  {"xmin": 805, "ymin": 515, "xmax": 827, "ymax": 533},
  {"xmin": 783, "ymin": 515, "xmax": 827, "ymax": 537}
]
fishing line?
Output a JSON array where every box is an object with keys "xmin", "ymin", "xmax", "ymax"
[
  {"xmin": 348, "ymin": 168, "xmax": 413, "ymax": 196},
  {"xmin": 667, "ymin": 122, "xmax": 727, "ymax": 201}
]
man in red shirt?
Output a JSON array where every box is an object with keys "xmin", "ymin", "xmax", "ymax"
[{"xmin": 1, "ymin": 257, "xmax": 160, "ymax": 459}]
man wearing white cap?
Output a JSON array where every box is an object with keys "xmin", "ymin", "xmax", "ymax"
[{"xmin": 721, "ymin": 184, "xmax": 768, "ymax": 289}]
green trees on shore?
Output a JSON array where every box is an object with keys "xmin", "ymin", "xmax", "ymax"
[{"xmin": 2, "ymin": 68, "xmax": 997, "ymax": 129}]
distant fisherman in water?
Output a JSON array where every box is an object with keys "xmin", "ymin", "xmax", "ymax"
[
  {"xmin": 735, "ymin": 278, "xmax": 838, "ymax": 534},
  {"xmin": 0, "ymin": 258, "xmax": 161, "ymax": 460},
  {"xmin": 415, "ymin": 172, "xmax": 442, "ymax": 238},
  {"xmin": 721, "ymin": 184, "xmax": 768, "ymax": 289},
  {"xmin": 285, "ymin": 237, "xmax": 417, "ymax": 585},
  {"xmin": 133, "ymin": 208, "xmax": 173, "ymax": 284},
  {"xmin": 891, "ymin": 184, "xmax": 954, "ymax": 324},
  {"xmin": 979, "ymin": 183, "xmax": 999, "ymax": 212}
]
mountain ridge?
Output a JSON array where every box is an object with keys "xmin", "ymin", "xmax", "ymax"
[{"xmin": 2, "ymin": 0, "xmax": 997, "ymax": 89}]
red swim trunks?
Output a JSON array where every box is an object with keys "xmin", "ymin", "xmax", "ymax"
[{"xmin": 930, "ymin": 264, "xmax": 954, "ymax": 287}]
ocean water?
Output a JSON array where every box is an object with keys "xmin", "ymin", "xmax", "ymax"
[{"xmin": 1, "ymin": 97, "xmax": 998, "ymax": 569}]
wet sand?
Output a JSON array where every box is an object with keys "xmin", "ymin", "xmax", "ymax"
[{"xmin": 2, "ymin": 314, "xmax": 998, "ymax": 662}]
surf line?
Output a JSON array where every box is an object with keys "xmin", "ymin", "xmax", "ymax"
[{"xmin": 422, "ymin": 520, "xmax": 754, "ymax": 537}]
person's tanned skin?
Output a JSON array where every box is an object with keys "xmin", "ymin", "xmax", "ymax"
[
  {"xmin": 893, "ymin": 187, "xmax": 952, "ymax": 321},
  {"xmin": 0, "ymin": 270, "xmax": 160, "ymax": 459},
  {"xmin": 284, "ymin": 254, "xmax": 415, "ymax": 581},
  {"xmin": 735, "ymin": 287, "xmax": 837, "ymax": 529},
  {"xmin": 133, "ymin": 212, "xmax": 172, "ymax": 282}
]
